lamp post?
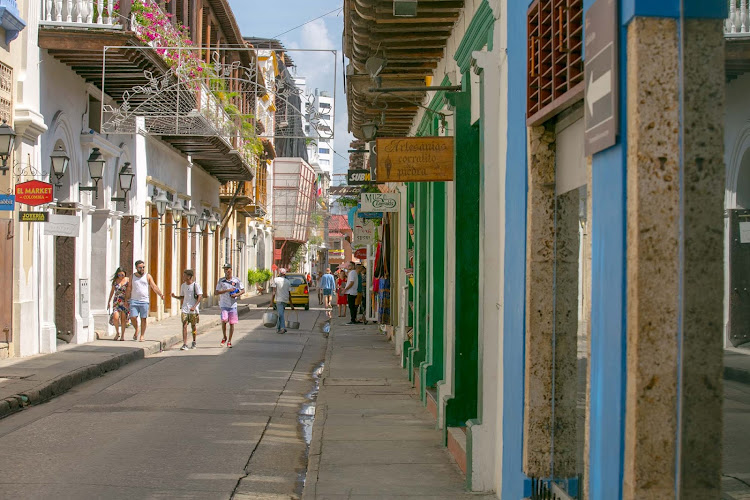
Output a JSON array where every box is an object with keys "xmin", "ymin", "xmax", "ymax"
[
  {"xmin": 49, "ymin": 145, "xmax": 70, "ymax": 188},
  {"xmin": 111, "ymin": 162, "xmax": 134, "ymax": 206},
  {"xmin": 80, "ymin": 147, "xmax": 105, "ymax": 198},
  {"xmin": 0, "ymin": 120, "xmax": 16, "ymax": 175}
]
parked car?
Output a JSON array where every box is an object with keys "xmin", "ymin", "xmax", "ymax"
[{"xmin": 272, "ymin": 273, "xmax": 310, "ymax": 310}]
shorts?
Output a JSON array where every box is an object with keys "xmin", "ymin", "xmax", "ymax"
[
  {"xmin": 129, "ymin": 301, "xmax": 149, "ymax": 319},
  {"xmin": 323, "ymin": 288, "xmax": 332, "ymax": 296},
  {"xmin": 221, "ymin": 308, "xmax": 239, "ymax": 325},
  {"xmin": 181, "ymin": 312, "xmax": 199, "ymax": 328}
]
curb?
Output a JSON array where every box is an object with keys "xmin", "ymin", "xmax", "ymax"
[
  {"xmin": 301, "ymin": 321, "xmax": 335, "ymax": 500},
  {"xmin": 0, "ymin": 306, "xmax": 255, "ymax": 421}
]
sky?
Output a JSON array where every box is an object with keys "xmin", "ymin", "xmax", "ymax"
[{"xmin": 227, "ymin": 0, "xmax": 353, "ymax": 182}]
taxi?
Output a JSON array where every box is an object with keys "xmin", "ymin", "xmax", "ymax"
[{"xmin": 272, "ymin": 273, "xmax": 310, "ymax": 310}]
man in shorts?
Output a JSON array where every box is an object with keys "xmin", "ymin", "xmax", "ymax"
[
  {"xmin": 319, "ymin": 268, "xmax": 335, "ymax": 319},
  {"xmin": 126, "ymin": 260, "xmax": 164, "ymax": 341},
  {"xmin": 171, "ymin": 269, "xmax": 203, "ymax": 350},
  {"xmin": 216, "ymin": 263, "xmax": 244, "ymax": 348}
]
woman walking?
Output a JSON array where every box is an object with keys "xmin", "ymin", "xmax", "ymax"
[
  {"xmin": 107, "ymin": 267, "xmax": 130, "ymax": 341},
  {"xmin": 336, "ymin": 269, "xmax": 347, "ymax": 317}
]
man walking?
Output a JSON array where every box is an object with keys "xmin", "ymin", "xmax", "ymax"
[
  {"xmin": 344, "ymin": 261, "xmax": 359, "ymax": 325},
  {"xmin": 171, "ymin": 269, "xmax": 203, "ymax": 350},
  {"xmin": 271, "ymin": 268, "xmax": 295, "ymax": 334},
  {"xmin": 216, "ymin": 263, "xmax": 244, "ymax": 348},
  {"xmin": 320, "ymin": 268, "xmax": 335, "ymax": 319},
  {"xmin": 126, "ymin": 260, "xmax": 164, "ymax": 341}
]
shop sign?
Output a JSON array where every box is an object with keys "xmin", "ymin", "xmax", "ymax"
[
  {"xmin": 44, "ymin": 214, "xmax": 81, "ymax": 237},
  {"xmin": 18, "ymin": 211, "xmax": 48, "ymax": 222},
  {"xmin": 274, "ymin": 249, "xmax": 282, "ymax": 260},
  {"xmin": 0, "ymin": 194, "xmax": 14, "ymax": 211},
  {"xmin": 584, "ymin": 0, "xmax": 618, "ymax": 156},
  {"xmin": 404, "ymin": 268, "xmax": 414, "ymax": 276},
  {"xmin": 15, "ymin": 180, "xmax": 54, "ymax": 206},
  {"xmin": 329, "ymin": 185, "xmax": 361, "ymax": 196},
  {"xmin": 361, "ymin": 192, "xmax": 399, "ymax": 212},
  {"xmin": 328, "ymin": 249, "xmax": 344, "ymax": 259},
  {"xmin": 79, "ymin": 279, "xmax": 90, "ymax": 328},
  {"xmin": 353, "ymin": 218, "xmax": 375, "ymax": 246},
  {"xmin": 347, "ymin": 169, "xmax": 372, "ymax": 185},
  {"xmin": 376, "ymin": 137, "xmax": 454, "ymax": 182},
  {"xmin": 354, "ymin": 248, "xmax": 367, "ymax": 260}
]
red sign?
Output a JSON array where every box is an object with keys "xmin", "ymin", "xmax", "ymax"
[
  {"xmin": 354, "ymin": 248, "xmax": 367, "ymax": 260},
  {"xmin": 273, "ymin": 249, "xmax": 282, "ymax": 260},
  {"xmin": 15, "ymin": 180, "xmax": 54, "ymax": 206}
]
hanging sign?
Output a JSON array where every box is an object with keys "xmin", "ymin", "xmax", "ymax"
[
  {"xmin": 361, "ymin": 192, "xmax": 399, "ymax": 212},
  {"xmin": 0, "ymin": 194, "xmax": 14, "ymax": 211},
  {"xmin": 15, "ymin": 180, "xmax": 54, "ymax": 206},
  {"xmin": 347, "ymin": 169, "xmax": 372, "ymax": 185},
  {"xmin": 328, "ymin": 249, "xmax": 344, "ymax": 259},
  {"xmin": 329, "ymin": 185, "xmax": 361, "ymax": 196},
  {"xmin": 18, "ymin": 211, "xmax": 49, "ymax": 222},
  {"xmin": 44, "ymin": 214, "xmax": 81, "ymax": 237},
  {"xmin": 354, "ymin": 248, "xmax": 367, "ymax": 260},
  {"xmin": 79, "ymin": 279, "xmax": 90, "ymax": 328},
  {"xmin": 358, "ymin": 211, "xmax": 383, "ymax": 219},
  {"xmin": 376, "ymin": 137, "xmax": 454, "ymax": 182},
  {"xmin": 274, "ymin": 249, "xmax": 282, "ymax": 260},
  {"xmin": 353, "ymin": 217, "xmax": 376, "ymax": 246}
]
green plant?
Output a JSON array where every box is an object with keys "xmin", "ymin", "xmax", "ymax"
[
  {"xmin": 260, "ymin": 269, "xmax": 272, "ymax": 282},
  {"xmin": 337, "ymin": 196, "xmax": 359, "ymax": 208},
  {"xmin": 309, "ymin": 235, "xmax": 323, "ymax": 246}
]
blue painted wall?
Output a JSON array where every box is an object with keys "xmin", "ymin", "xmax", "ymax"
[{"xmin": 500, "ymin": 0, "xmax": 530, "ymax": 497}]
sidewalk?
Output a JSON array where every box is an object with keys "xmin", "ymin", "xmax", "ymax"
[
  {"xmin": 304, "ymin": 317, "xmax": 495, "ymax": 500},
  {"xmin": 0, "ymin": 294, "xmax": 271, "ymax": 420},
  {"xmin": 725, "ymin": 348, "xmax": 750, "ymax": 385}
]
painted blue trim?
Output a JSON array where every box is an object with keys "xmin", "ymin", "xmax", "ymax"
[
  {"xmin": 587, "ymin": 0, "xmax": 628, "ymax": 497},
  {"xmin": 500, "ymin": 1, "xmax": 530, "ymax": 499},
  {"xmin": 622, "ymin": 0, "xmax": 726, "ymax": 25},
  {"xmin": 0, "ymin": 0, "xmax": 26, "ymax": 45}
]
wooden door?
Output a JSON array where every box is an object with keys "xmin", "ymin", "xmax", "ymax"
[
  {"xmin": 180, "ymin": 218, "xmax": 187, "ymax": 276},
  {"xmin": 0, "ymin": 220, "xmax": 12, "ymax": 343},
  {"xmin": 148, "ymin": 205, "xmax": 159, "ymax": 312},
  {"xmin": 55, "ymin": 236, "xmax": 76, "ymax": 342},
  {"xmin": 164, "ymin": 212, "xmax": 173, "ymax": 310}
]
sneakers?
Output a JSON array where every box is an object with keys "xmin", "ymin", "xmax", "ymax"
[
  {"xmin": 191, "ymin": 341, "xmax": 197, "ymax": 349},
  {"xmin": 227, "ymin": 341, "xmax": 233, "ymax": 348},
  {"xmin": 180, "ymin": 344, "xmax": 189, "ymax": 351},
  {"xmin": 220, "ymin": 338, "xmax": 227, "ymax": 347}
]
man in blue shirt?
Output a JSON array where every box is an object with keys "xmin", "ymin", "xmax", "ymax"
[{"xmin": 320, "ymin": 268, "xmax": 336, "ymax": 319}]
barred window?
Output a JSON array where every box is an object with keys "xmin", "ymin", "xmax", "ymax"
[{"xmin": 0, "ymin": 62, "xmax": 12, "ymax": 125}]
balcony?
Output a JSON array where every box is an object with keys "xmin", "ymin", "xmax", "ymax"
[
  {"xmin": 727, "ymin": 1, "xmax": 750, "ymax": 36},
  {"xmin": 726, "ymin": 1, "xmax": 750, "ymax": 80}
]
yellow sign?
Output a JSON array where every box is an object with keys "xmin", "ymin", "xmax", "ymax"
[
  {"xmin": 19, "ymin": 211, "xmax": 49, "ymax": 222},
  {"xmin": 376, "ymin": 137, "xmax": 454, "ymax": 182}
]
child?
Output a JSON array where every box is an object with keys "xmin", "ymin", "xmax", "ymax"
[{"xmin": 171, "ymin": 269, "xmax": 203, "ymax": 350}]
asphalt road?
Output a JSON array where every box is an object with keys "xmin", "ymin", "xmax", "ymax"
[
  {"xmin": 0, "ymin": 306, "xmax": 327, "ymax": 500},
  {"xmin": 723, "ymin": 378, "xmax": 750, "ymax": 498}
]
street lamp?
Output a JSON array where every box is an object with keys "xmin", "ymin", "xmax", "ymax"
[
  {"xmin": 0, "ymin": 120, "xmax": 15, "ymax": 175},
  {"xmin": 171, "ymin": 199, "xmax": 184, "ymax": 224},
  {"xmin": 111, "ymin": 162, "xmax": 134, "ymax": 205},
  {"xmin": 153, "ymin": 190, "xmax": 169, "ymax": 218},
  {"xmin": 184, "ymin": 206, "xmax": 198, "ymax": 229},
  {"xmin": 80, "ymin": 147, "xmax": 106, "ymax": 198},
  {"xmin": 198, "ymin": 212, "xmax": 208, "ymax": 232},
  {"xmin": 237, "ymin": 233, "xmax": 246, "ymax": 251},
  {"xmin": 49, "ymin": 145, "xmax": 70, "ymax": 188},
  {"xmin": 208, "ymin": 213, "xmax": 219, "ymax": 232},
  {"xmin": 251, "ymin": 233, "xmax": 258, "ymax": 248},
  {"xmin": 361, "ymin": 121, "xmax": 378, "ymax": 141}
]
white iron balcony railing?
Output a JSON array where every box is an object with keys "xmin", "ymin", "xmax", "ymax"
[
  {"xmin": 41, "ymin": 0, "xmax": 121, "ymax": 28},
  {"xmin": 727, "ymin": 0, "xmax": 750, "ymax": 36}
]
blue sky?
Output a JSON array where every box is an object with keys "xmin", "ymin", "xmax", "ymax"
[{"xmin": 227, "ymin": 0, "xmax": 352, "ymax": 180}]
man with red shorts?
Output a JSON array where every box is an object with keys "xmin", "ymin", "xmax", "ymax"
[{"xmin": 216, "ymin": 263, "xmax": 244, "ymax": 348}]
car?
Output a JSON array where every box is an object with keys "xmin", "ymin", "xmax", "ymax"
[{"xmin": 272, "ymin": 273, "xmax": 310, "ymax": 310}]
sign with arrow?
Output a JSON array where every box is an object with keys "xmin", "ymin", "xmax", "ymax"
[{"xmin": 584, "ymin": 0, "xmax": 618, "ymax": 156}]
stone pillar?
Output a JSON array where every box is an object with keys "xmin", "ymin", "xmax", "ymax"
[{"xmin": 624, "ymin": 17, "xmax": 724, "ymax": 499}]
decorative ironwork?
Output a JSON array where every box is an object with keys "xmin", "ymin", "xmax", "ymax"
[
  {"xmin": 100, "ymin": 47, "xmax": 336, "ymax": 142},
  {"xmin": 0, "ymin": 62, "xmax": 12, "ymax": 126}
]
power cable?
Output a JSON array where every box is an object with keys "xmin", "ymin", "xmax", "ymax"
[{"xmin": 272, "ymin": 6, "xmax": 344, "ymax": 39}]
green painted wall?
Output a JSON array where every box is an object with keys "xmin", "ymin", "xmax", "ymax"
[{"xmin": 444, "ymin": 84, "xmax": 481, "ymax": 428}]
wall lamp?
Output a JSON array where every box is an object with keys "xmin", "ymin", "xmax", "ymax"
[
  {"xmin": 111, "ymin": 162, "xmax": 135, "ymax": 207},
  {"xmin": 251, "ymin": 233, "xmax": 258, "ymax": 248},
  {"xmin": 79, "ymin": 147, "xmax": 105, "ymax": 199},
  {"xmin": 141, "ymin": 189, "xmax": 170, "ymax": 226},
  {"xmin": 0, "ymin": 120, "xmax": 15, "ymax": 175},
  {"xmin": 361, "ymin": 121, "xmax": 379, "ymax": 142},
  {"xmin": 236, "ymin": 233, "xmax": 246, "ymax": 251},
  {"xmin": 49, "ymin": 145, "xmax": 70, "ymax": 188}
]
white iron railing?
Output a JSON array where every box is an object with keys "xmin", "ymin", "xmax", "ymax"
[
  {"xmin": 727, "ymin": 0, "xmax": 750, "ymax": 36},
  {"xmin": 41, "ymin": 0, "xmax": 120, "ymax": 27}
]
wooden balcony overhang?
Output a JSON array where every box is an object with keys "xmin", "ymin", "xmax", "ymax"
[
  {"xmin": 160, "ymin": 134, "xmax": 254, "ymax": 182},
  {"xmin": 39, "ymin": 28, "xmax": 170, "ymax": 104},
  {"xmin": 344, "ymin": 0, "xmax": 464, "ymax": 139},
  {"xmin": 726, "ymin": 36, "xmax": 750, "ymax": 81}
]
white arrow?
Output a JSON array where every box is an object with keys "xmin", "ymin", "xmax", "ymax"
[{"xmin": 587, "ymin": 69, "xmax": 611, "ymax": 117}]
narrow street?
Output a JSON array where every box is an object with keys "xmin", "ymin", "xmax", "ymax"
[{"xmin": 0, "ymin": 306, "xmax": 327, "ymax": 500}]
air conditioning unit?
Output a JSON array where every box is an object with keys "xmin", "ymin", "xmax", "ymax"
[{"xmin": 393, "ymin": 0, "xmax": 417, "ymax": 17}]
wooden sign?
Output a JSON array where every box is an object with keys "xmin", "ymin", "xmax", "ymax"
[{"xmin": 376, "ymin": 137, "xmax": 454, "ymax": 182}]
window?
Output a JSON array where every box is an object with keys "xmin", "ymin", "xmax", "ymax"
[
  {"xmin": 320, "ymin": 102, "xmax": 331, "ymax": 110},
  {"xmin": 88, "ymin": 95, "xmax": 102, "ymax": 133},
  {"xmin": 334, "ymin": 240, "xmax": 342, "ymax": 250},
  {"xmin": 0, "ymin": 62, "xmax": 11, "ymax": 125},
  {"xmin": 321, "ymin": 159, "xmax": 330, "ymax": 166},
  {"xmin": 319, "ymin": 148, "xmax": 330, "ymax": 154}
]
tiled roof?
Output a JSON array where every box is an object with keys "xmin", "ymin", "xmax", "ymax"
[{"xmin": 329, "ymin": 215, "xmax": 351, "ymax": 232}]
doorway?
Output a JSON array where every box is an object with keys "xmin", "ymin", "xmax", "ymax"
[
  {"xmin": 0, "ymin": 220, "xmax": 13, "ymax": 353},
  {"xmin": 55, "ymin": 235, "xmax": 76, "ymax": 342}
]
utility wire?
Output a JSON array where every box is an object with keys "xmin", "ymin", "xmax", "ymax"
[{"xmin": 272, "ymin": 6, "xmax": 344, "ymax": 39}]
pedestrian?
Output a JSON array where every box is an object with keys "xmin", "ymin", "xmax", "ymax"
[
  {"xmin": 171, "ymin": 269, "xmax": 203, "ymax": 351},
  {"xmin": 107, "ymin": 267, "xmax": 129, "ymax": 341},
  {"xmin": 216, "ymin": 263, "xmax": 244, "ymax": 348},
  {"xmin": 125, "ymin": 260, "xmax": 165, "ymax": 342},
  {"xmin": 320, "ymin": 268, "xmax": 335, "ymax": 319},
  {"xmin": 336, "ymin": 269, "xmax": 348, "ymax": 317},
  {"xmin": 270, "ymin": 268, "xmax": 295, "ymax": 334},
  {"xmin": 357, "ymin": 264, "xmax": 368, "ymax": 324},
  {"xmin": 344, "ymin": 261, "xmax": 360, "ymax": 325}
]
